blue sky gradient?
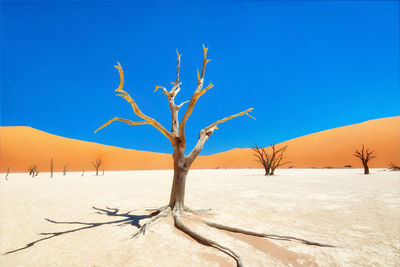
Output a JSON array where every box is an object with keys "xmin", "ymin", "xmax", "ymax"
[{"xmin": 1, "ymin": 0, "xmax": 399, "ymax": 155}]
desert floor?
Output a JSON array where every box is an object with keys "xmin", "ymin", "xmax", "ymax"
[{"xmin": 0, "ymin": 169, "xmax": 399, "ymax": 266}]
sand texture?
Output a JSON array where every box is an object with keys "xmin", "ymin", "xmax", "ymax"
[
  {"xmin": 1, "ymin": 169, "xmax": 399, "ymax": 266},
  {"xmin": 1, "ymin": 117, "xmax": 399, "ymax": 172}
]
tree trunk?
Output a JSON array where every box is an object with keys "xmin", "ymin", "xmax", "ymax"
[
  {"xmin": 270, "ymin": 168, "xmax": 275, "ymax": 175},
  {"xmin": 169, "ymin": 146, "xmax": 189, "ymax": 213},
  {"xmin": 363, "ymin": 163, "xmax": 369, "ymax": 174},
  {"xmin": 169, "ymin": 167, "xmax": 188, "ymax": 212},
  {"xmin": 265, "ymin": 166, "xmax": 271, "ymax": 176}
]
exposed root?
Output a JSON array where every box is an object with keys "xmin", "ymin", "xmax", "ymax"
[
  {"xmin": 173, "ymin": 211, "xmax": 244, "ymax": 267},
  {"xmin": 131, "ymin": 206, "xmax": 171, "ymax": 239},
  {"xmin": 145, "ymin": 205, "xmax": 169, "ymax": 212},
  {"xmin": 184, "ymin": 206, "xmax": 216, "ymax": 215},
  {"xmin": 4, "ymin": 202, "xmax": 333, "ymax": 267},
  {"xmin": 202, "ymin": 219, "xmax": 335, "ymax": 248}
]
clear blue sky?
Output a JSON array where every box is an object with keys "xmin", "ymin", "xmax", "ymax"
[{"xmin": 1, "ymin": 0, "xmax": 399, "ymax": 155}]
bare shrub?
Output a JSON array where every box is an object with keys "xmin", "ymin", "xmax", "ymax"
[
  {"xmin": 389, "ymin": 162, "xmax": 400, "ymax": 171},
  {"xmin": 91, "ymin": 156, "xmax": 103, "ymax": 176},
  {"xmin": 28, "ymin": 165, "xmax": 38, "ymax": 178},
  {"xmin": 63, "ymin": 165, "xmax": 68, "ymax": 176}
]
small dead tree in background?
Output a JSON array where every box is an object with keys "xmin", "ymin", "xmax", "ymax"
[
  {"xmin": 5, "ymin": 167, "xmax": 10, "ymax": 180},
  {"xmin": 63, "ymin": 165, "xmax": 68, "ymax": 176},
  {"xmin": 389, "ymin": 162, "xmax": 400, "ymax": 171},
  {"xmin": 91, "ymin": 156, "xmax": 103, "ymax": 176},
  {"xmin": 354, "ymin": 145, "xmax": 376, "ymax": 174},
  {"xmin": 252, "ymin": 144, "xmax": 290, "ymax": 175},
  {"xmin": 28, "ymin": 165, "xmax": 38, "ymax": 178},
  {"xmin": 50, "ymin": 158, "xmax": 54, "ymax": 178}
]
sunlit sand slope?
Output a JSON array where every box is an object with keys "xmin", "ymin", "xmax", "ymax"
[
  {"xmin": 0, "ymin": 127, "xmax": 172, "ymax": 172},
  {"xmin": 0, "ymin": 117, "xmax": 398, "ymax": 171},
  {"xmin": 194, "ymin": 116, "xmax": 400, "ymax": 168}
]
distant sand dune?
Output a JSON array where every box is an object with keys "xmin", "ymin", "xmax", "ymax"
[
  {"xmin": 194, "ymin": 116, "xmax": 400, "ymax": 169},
  {"xmin": 0, "ymin": 117, "xmax": 399, "ymax": 172}
]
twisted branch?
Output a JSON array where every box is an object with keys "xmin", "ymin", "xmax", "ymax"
[
  {"xmin": 95, "ymin": 62, "xmax": 173, "ymax": 143},
  {"xmin": 186, "ymin": 108, "xmax": 254, "ymax": 166},
  {"xmin": 179, "ymin": 45, "xmax": 213, "ymax": 142},
  {"xmin": 95, "ymin": 117, "xmax": 149, "ymax": 133}
]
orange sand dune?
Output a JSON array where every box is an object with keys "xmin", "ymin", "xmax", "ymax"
[
  {"xmin": 0, "ymin": 127, "xmax": 172, "ymax": 172},
  {"xmin": 194, "ymin": 116, "xmax": 400, "ymax": 169},
  {"xmin": 0, "ymin": 117, "xmax": 399, "ymax": 172}
]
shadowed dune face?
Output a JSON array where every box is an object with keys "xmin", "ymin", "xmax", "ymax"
[{"xmin": 0, "ymin": 117, "xmax": 399, "ymax": 172}]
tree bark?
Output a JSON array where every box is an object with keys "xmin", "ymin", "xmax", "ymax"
[
  {"xmin": 265, "ymin": 165, "xmax": 270, "ymax": 176},
  {"xmin": 363, "ymin": 163, "xmax": 369, "ymax": 174},
  {"xmin": 169, "ymin": 167, "xmax": 188, "ymax": 212},
  {"xmin": 169, "ymin": 145, "xmax": 189, "ymax": 212}
]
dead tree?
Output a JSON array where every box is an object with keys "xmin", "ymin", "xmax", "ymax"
[
  {"xmin": 389, "ymin": 162, "xmax": 400, "ymax": 171},
  {"xmin": 95, "ymin": 46, "xmax": 332, "ymax": 266},
  {"xmin": 251, "ymin": 144, "xmax": 271, "ymax": 175},
  {"xmin": 251, "ymin": 144, "xmax": 289, "ymax": 175},
  {"xmin": 81, "ymin": 169, "xmax": 85, "ymax": 176},
  {"xmin": 269, "ymin": 144, "xmax": 290, "ymax": 175},
  {"xmin": 63, "ymin": 165, "xmax": 68, "ymax": 176},
  {"xmin": 91, "ymin": 156, "xmax": 103, "ymax": 176},
  {"xmin": 5, "ymin": 167, "xmax": 10, "ymax": 180},
  {"xmin": 354, "ymin": 145, "xmax": 376, "ymax": 174},
  {"xmin": 50, "ymin": 158, "xmax": 54, "ymax": 178},
  {"xmin": 28, "ymin": 165, "xmax": 38, "ymax": 178}
]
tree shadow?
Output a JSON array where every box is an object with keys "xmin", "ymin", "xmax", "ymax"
[{"xmin": 4, "ymin": 206, "xmax": 157, "ymax": 255}]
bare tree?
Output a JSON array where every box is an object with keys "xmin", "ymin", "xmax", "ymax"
[
  {"xmin": 28, "ymin": 165, "xmax": 38, "ymax": 178},
  {"xmin": 81, "ymin": 169, "xmax": 85, "ymax": 176},
  {"xmin": 354, "ymin": 145, "xmax": 376, "ymax": 174},
  {"xmin": 5, "ymin": 167, "xmax": 10, "ymax": 180},
  {"xmin": 50, "ymin": 158, "xmax": 54, "ymax": 178},
  {"xmin": 91, "ymin": 156, "xmax": 103, "ymax": 176},
  {"xmin": 251, "ymin": 144, "xmax": 289, "ymax": 175},
  {"xmin": 95, "ymin": 46, "xmax": 331, "ymax": 265},
  {"xmin": 63, "ymin": 165, "xmax": 68, "ymax": 176}
]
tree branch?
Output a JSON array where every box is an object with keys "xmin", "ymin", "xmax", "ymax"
[
  {"xmin": 96, "ymin": 62, "xmax": 173, "ymax": 144},
  {"xmin": 154, "ymin": 50, "xmax": 182, "ymax": 98},
  {"xmin": 177, "ymin": 100, "xmax": 190, "ymax": 109},
  {"xmin": 95, "ymin": 117, "xmax": 149, "ymax": 133},
  {"xmin": 203, "ymin": 108, "xmax": 254, "ymax": 132},
  {"xmin": 179, "ymin": 45, "xmax": 213, "ymax": 142},
  {"xmin": 186, "ymin": 108, "xmax": 254, "ymax": 166}
]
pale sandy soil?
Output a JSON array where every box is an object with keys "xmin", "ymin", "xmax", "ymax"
[{"xmin": 0, "ymin": 169, "xmax": 399, "ymax": 266}]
